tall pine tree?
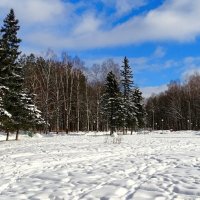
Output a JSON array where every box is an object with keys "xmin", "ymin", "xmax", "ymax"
[
  {"xmin": 132, "ymin": 88, "xmax": 146, "ymax": 129},
  {"xmin": 0, "ymin": 9, "xmax": 22, "ymax": 139},
  {"xmin": 121, "ymin": 57, "xmax": 133, "ymax": 99},
  {"xmin": 100, "ymin": 71, "xmax": 122, "ymax": 135},
  {"xmin": 0, "ymin": 9, "xmax": 44, "ymax": 140},
  {"xmin": 120, "ymin": 57, "xmax": 136, "ymax": 133},
  {"xmin": 0, "ymin": 9, "xmax": 22, "ymax": 90}
]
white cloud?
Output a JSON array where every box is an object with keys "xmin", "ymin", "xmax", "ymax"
[
  {"xmin": 181, "ymin": 57, "xmax": 200, "ymax": 81},
  {"xmin": 1, "ymin": 0, "xmax": 200, "ymax": 51},
  {"xmin": 103, "ymin": 0, "xmax": 200, "ymax": 45},
  {"xmin": 182, "ymin": 68, "xmax": 200, "ymax": 81},
  {"xmin": 141, "ymin": 84, "xmax": 168, "ymax": 98},
  {"xmin": 0, "ymin": 0, "xmax": 68, "ymax": 24},
  {"xmin": 73, "ymin": 14, "xmax": 102, "ymax": 35},
  {"xmin": 115, "ymin": 0, "xmax": 148, "ymax": 17},
  {"xmin": 100, "ymin": 0, "xmax": 148, "ymax": 17},
  {"xmin": 23, "ymin": 0, "xmax": 200, "ymax": 50},
  {"xmin": 153, "ymin": 46, "xmax": 166, "ymax": 58}
]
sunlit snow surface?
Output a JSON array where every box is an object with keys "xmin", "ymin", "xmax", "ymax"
[{"xmin": 0, "ymin": 131, "xmax": 200, "ymax": 200}]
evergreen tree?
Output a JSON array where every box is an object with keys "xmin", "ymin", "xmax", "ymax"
[
  {"xmin": 120, "ymin": 57, "xmax": 136, "ymax": 133},
  {"xmin": 120, "ymin": 57, "xmax": 133, "ymax": 99},
  {"xmin": 100, "ymin": 71, "xmax": 122, "ymax": 135},
  {"xmin": 19, "ymin": 91, "xmax": 45, "ymax": 138},
  {"xmin": 126, "ymin": 88, "xmax": 146, "ymax": 133},
  {"xmin": 0, "ymin": 9, "xmax": 44, "ymax": 140},
  {"xmin": 0, "ymin": 9, "xmax": 22, "ymax": 90},
  {"xmin": 126, "ymin": 90, "xmax": 138, "ymax": 133},
  {"xmin": 0, "ymin": 9, "xmax": 22, "ymax": 137},
  {"xmin": 132, "ymin": 88, "xmax": 146, "ymax": 128}
]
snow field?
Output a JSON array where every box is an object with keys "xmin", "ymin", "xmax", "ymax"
[{"xmin": 0, "ymin": 131, "xmax": 200, "ymax": 199}]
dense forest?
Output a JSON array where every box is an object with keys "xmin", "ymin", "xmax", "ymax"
[
  {"xmin": 21, "ymin": 53, "xmax": 129, "ymax": 133},
  {"xmin": 22, "ymin": 53, "xmax": 200, "ymax": 133}
]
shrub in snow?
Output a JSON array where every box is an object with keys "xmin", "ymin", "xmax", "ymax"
[{"xmin": 104, "ymin": 133, "xmax": 122, "ymax": 144}]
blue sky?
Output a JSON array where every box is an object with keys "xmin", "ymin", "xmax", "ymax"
[{"xmin": 1, "ymin": 0, "xmax": 200, "ymax": 97}]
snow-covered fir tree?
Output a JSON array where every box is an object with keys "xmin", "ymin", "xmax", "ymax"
[
  {"xmin": 0, "ymin": 9, "xmax": 22, "ymax": 90},
  {"xmin": 0, "ymin": 8, "xmax": 22, "ymax": 138},
  {"xmin": 132, "ymin": 88, "xmax": 146, "ymax": 128},
  {"xmin": 99, "ymin": 57, "xmax": 145, "ymax": 134},
  {"xmin": 120, "ymin": 57, "xmax": 137, "ymax": 133},
  {"xmin": 126, "ymin": 90, "xmax": 138, "ymax": 133},
  {"xmin": 20, "ymin": 92, "xmax": 45, "ymax": 133},
  {"xmin": 0, "ymin": 9, "xmax": 44, "ymax": 140},
  {"xmin": 100, "ymin": 71, "xmax": 123, "ymax": 135},
  {"xmin": 120, "ymin": 57, "xmax": 133, "ymax": 99}
]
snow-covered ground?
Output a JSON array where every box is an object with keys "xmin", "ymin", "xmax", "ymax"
[{"xmin": 0, "ymin": 131, "xmax": 200, "ymax": 200}]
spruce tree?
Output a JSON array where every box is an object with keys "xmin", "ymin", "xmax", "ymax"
[
  {"xmin": 120, "ymin": 57, "xmax": 133, "ymax": 99},
  {"xmin": 126, "ymin": 90, "xmax": 138, "ymax": 133},
  {"xmin": 100, "ymin": 71, "xmax": 122, "ymax": 135},
  {"xmin": 0, "ymin": 9, "xmax": 22, "ymax": 90},
  {"xmin": 0, "ymin": 9, "xmax": 22, "ymax": 137},
  {"xmin": 120, "ymin": 57, "xmax": 136, "ymax": 133},
  {"xmin": 0, "ymin": 9, "xmax": 44, "ymax": 140},
  {"xmin": 18, "ymin": 91, "xmax": 45, "ymax": 139},
  {"xmin": 132, "ymin": 88, "xmax": 146, "ymax": 128}
]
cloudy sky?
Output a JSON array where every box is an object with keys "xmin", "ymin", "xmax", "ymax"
[{"xmin": 1, "ymin": 0, "xmax": 200, "ymax": 97}]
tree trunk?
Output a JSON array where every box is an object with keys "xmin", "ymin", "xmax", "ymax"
[
  {"xmin": 123, "ymin": 125, "xmax": 125, "ymax": 135},
  {"xmin": 96, "ymin": 95, "xmax": 99, "ymax": 132},
  {"xmin": 61, "ymin": 67, "xmax": 68, "ymax": 134},
  {"xmin": 86, "ymin": 80, "xmax": 90, "ymax": 132},
  {"xmin": 16, "ymin": 129, "xmax": 19, "ymax": 140},
  {"xmin": 6, "ymin": 131, "xmax": 9, "ymax": 141},
  {"xmin": 45, "ymin": 63, "xmax": 52, "ymax": 134},
  {"xmin": 55, "ymin": 72, "xmax": 60, "ymax": 134},
  {"xmin": 96, "ymin": 103, "xmax": 99, "ymax": 132},
  {"xmin": 110, "ymin": 128, "xmax": 113, "ymax": 136},
  {"xmin": 66, "ymin": 69, "xmax": 74, "ymax": 134},
  {"xmin": 77, "ymin": 71, "xmax": 80, "ymax": 132}
]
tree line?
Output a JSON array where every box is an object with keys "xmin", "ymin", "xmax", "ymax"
[
  {"xmin": 21, "ymin": 53, "xmax": 123, "ymax": 134},
  {"xmin": 2, "ymin": 9, "xmax": 200, "ymax": 140},
  {"xmin": 21, "ymin": 53, "xmax": 145, "ymax": 135},
  {"xmin": 0, "ymin": 9, "xmax": 145, "ymax": 139},
  {"xmin": 145, "ymin": 73, "xmax": 200, "ymax": 131}
]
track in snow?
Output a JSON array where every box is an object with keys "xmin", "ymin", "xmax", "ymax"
[{"xmin": 0, "ymin": 132, "xmax": 200, "ymax": 199}]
